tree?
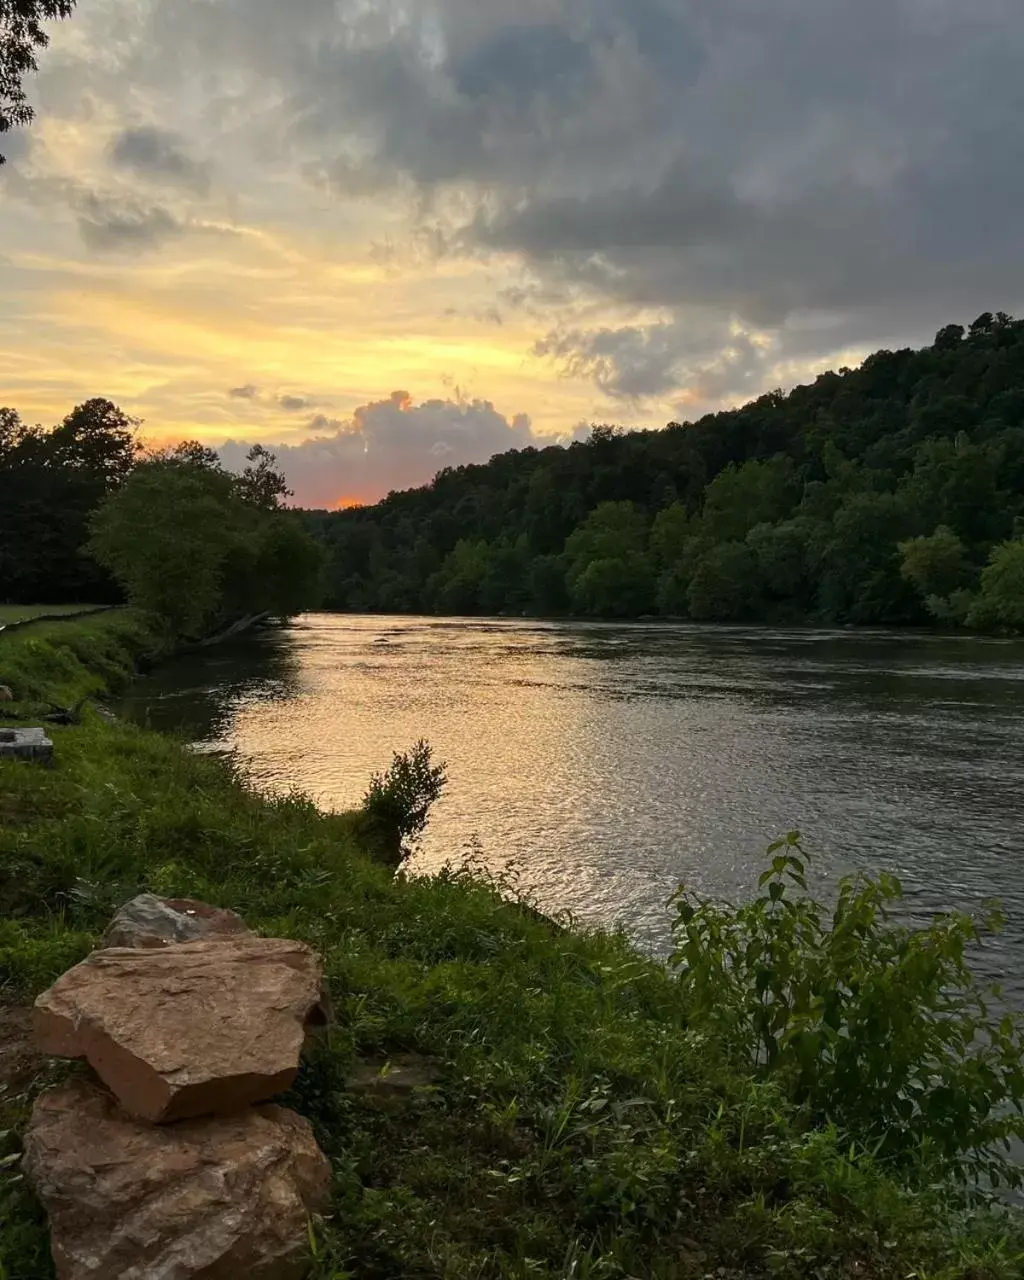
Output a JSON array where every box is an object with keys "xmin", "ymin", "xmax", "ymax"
[
  {"xmin": 1, "ymin": 0, "xmax": 76, "ymax": 162},
  {"xmin": 88, "ymin": 459, "xmax": 236, "ymax": 635},
  {"xmin": 747, "ymin": 520, "xmax": 816, "ymax": 605},
  {"xmin": 899, "ymin": 526, "xmax": 972, "ymax": 600},
  {"xmin": 88, "ymin": 451, "xmax": 322, "ymax": 635},
  {"xmin": 700, "ymin": 457, "xmax": 797, "ymax": 543},
  {"xmin": 649, "ymin": 502, "xmax": 691, "ymax": 571},
  {"xmin": 238, "ymin": 443, "xmax": 292, "ymax": 510},
  {"xmin": 571, "ymin": 554, "xmax": 655, "ymax": 618},
  {"xmin": 48, "ymin": 398, "xmax": 140, "ymax": 484},
  {"xmin": 528, "ymin": 554, "xmax": 569, "ymax": 615},
  {"xmin": 564, "ymin": 501, "xmax": 648, "ymax": 585},
  {"xmin": 966, "ymin": 540, "xmax": 1024, "ymax": 632},
  {"xmin": 687, "ymin": 543, "xmax": 762, "ymax": 621},
  {"xmin": 0, "ymin": 397, "xmax": 140, "ymax": 602}
]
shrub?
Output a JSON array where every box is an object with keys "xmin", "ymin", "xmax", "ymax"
[
  {"xmin": 669, "ymin": 832, "xmax": 1024, "ymax": 1189},
  {"xmin": 359, "ymin": 740, "xmax": 447, "ymax": 867}
]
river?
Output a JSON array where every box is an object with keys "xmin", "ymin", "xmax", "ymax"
[{"xmin": 118, "ymin": 614, "xmax": 1024, "ymax": 988}]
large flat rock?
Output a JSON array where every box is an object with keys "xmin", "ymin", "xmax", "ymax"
[
  {"xmin": 23, "ymin": 1077, "xmax": 331, "ymax": 1280},
  {"xmin": 34, "ymin": 936, "xmax": 328, "ymax": 1122}
]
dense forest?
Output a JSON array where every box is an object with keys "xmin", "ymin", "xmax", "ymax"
[
  {"xmin": 310, "ymin": 312, "xmax": 1024, "ymax": 630},
  {"xmin": 0, "ymin": 403, "xmax": 321, "ymax": 636}
]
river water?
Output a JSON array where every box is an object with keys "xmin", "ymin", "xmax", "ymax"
[{"xmin": 119, "ymin": 614, "xmax": 1024, "ymax": 988}]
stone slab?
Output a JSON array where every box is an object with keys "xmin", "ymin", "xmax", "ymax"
[{"xmin": 0, "ymin": 727, "xmax": 54, "ymax": 765}]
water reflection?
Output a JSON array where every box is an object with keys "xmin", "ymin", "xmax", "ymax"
[{"xmin": 119, "ymin": 616, "xmax": 1024, "ymax": 993}]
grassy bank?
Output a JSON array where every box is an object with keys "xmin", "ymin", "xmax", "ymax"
[
  {"xmin": 1, "ymin": 615, "xmax": 1022, "ymax": 1278},
  {"xmin": 0, "ymin": 605, "xmax": 105, "ymax": 628}
]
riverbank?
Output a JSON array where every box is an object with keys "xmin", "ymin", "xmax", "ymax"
[{"xmin": 2, "ymin": 613, "xmax": 1022, "ymax": 1278}]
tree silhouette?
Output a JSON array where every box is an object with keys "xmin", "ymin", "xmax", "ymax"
[{"xmin": 1, "ymin": 0, "xmax": 75, "ymax": 162}]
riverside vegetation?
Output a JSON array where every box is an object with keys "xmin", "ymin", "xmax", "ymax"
[{"xmin": 2, "ymin": 611, "xmax": 1024, "ymax": 1279}]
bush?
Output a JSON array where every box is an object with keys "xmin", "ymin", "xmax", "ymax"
[
  {"xmin": 670, "ymin": 833, "xmax": 1024, "ymax": 1189},
  {"xmin": 359, "ymin": 740, "xmax": 447, "ymax": 866}
]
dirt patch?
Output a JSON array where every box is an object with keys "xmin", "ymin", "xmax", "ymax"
[{"xmin": 0, "ymin": 1002, "xmax": 43, "ymax": 1101}]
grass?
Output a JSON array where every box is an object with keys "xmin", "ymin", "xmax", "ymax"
[
  {"xmin": 0, "ymin": 605, "xmax": 104, "ymax": 627},
  {"xmin": 1, "ymin": 613, "xmax": 1023, "ymax": 1279}
]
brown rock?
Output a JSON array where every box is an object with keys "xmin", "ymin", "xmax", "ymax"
[
  {"xmin": 34, "ymin": 937, "xmax": 329, "ymax": 1122},
  {"xmin": 0, "ymin": 684, "xmax": 14, "ymax": 701},
  {"xmin": 23, "ymin": 1077, "xmax": 331, "ymax": 1280},
  {"xmin": 102, "ymin": 893, "xmax": 251, "ymax": 949}
]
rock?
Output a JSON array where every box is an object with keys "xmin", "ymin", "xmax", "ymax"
[
  {"xmin": 0, "ymin": 684, "xmax": 13, "ymax": 701},
  {"xmin": 23, "ymin": 1077, "xmax": 331, "ymax": 1280},
  {"xmin": 102, "ymin": 894, "xmax": 251, "ymax": 950},
  {"xmin": 0, "ymin": 726, "xmax": 54, "ymax": 765},
  {"xmin": 34, "ymin": 937, "xmax": 329, "ymax": 1122}
]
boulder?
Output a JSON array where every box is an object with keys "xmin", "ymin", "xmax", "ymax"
[
  {"xmin": 0, "ymin": 684, "xmax": 14, "ymax": 701},
  {"xmin": 34, "ymin": 937, "xmax": 329, "ymax": 1122},
  {"xmin": 23, "ymin": 1077, "xmax": 331, "ymax": 1280},
  {"xmin": 102, "ymin": 894, "xmax": 250, "ymax": 949}
]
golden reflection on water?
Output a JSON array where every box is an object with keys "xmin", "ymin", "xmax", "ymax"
[{"xmin": 123, "ymin": 614, "xmax": 1024, "ymax": 970}]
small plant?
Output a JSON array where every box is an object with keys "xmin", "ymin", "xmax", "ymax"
[
  {"xmin": 359, "ymin": 740, "xmax": 447, "ymax": 865},
  {"xmin": 669, "ymin": 832, "xmax": 1024, "ymax": 1190}
]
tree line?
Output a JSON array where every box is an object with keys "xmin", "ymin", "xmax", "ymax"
[
  {"xmin": 310, "ymin": 312, "xmax": 1024, "ymax": 631},
  {"xmin": 4, "ymin": 311, "xmax": 1024, "ymax": 633},
  {"xmin": 0, "ymin": 402, "xmax": 322, "ymax": 637}
]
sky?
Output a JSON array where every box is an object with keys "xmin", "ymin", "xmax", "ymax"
[{"xmin": 3, "ymin": 0, "xmax": 1024, "ymax": 507}]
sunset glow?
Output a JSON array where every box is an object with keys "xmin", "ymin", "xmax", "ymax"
[{"xmin": 3, "ymin": 0, "xmax": 1020, "ymax": 505}]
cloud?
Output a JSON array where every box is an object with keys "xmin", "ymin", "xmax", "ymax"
[
  {"xmin": 9, "ymin": 0, "xmax": 1024, "ymax": 447},
  {"xmin": 75, "ymin": 192, "xmax": 184, "ymax": 253},
  {"xmin": 228, "ymin": 384, "xmax": 260, "ymax": 400},
  {"xmin": 109, "ymin": 125, "xmax": 211, "ymax": 194},
  {"xmin": 108, "ymin": 0, "xmax": 1024, "ymax": 408},
  {"xmin": 277, "ymin": 393, "xmax": 312, "ymax": 412},
  {"xmin": 217, "ymin": 389, "xmax": 538, "ymax": 506},
  {"xmin": 535, "ymin": 318, "xmax": 774, "ymax": 409}
]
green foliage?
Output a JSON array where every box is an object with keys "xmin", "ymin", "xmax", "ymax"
[
  {"xmin": 565, "ymin": 501, "xmax": 649, "ymax": 578},
  {"xmin": 670, "ymin": 834, "xmax": 1024, "ymax": 1188},
  {"xmin": 360, "ymin": 740, "xmax": 448, "ymax": 864},
  {"xmin": 967, "ymin": 539, "xmax": 1024, "ymax": 631},
  {"xmin": 312, "ymin": 312, "xmax": 1024, "ymax": 629},
  {"xmin": 701, "ymin": 457, "xmax": 797, "ymax": 543},
  {"xmin": 88, "ymin": 448, "xmax": 322, "ymax": 638},
  {"xmin": 0, "ymin": 399, "xmax": 140, "ymax": 603},
  {"xmin": 570, "ymin": 554, "xmax": 655, "ymax": 617},
  {"xmin": 900, "ymin": 525, "xmax": 973, "ymax": 599},
  {"xmin": 687, "ymin": 541, "xmax": 761, "ymax": 621},
  {"xmin": 2, "ymin": 617, "xmax": 1024, "ymax": 1278},
  {"xmin": 648, "ymin": 501, "xmax": 691, "ymax": 570}
]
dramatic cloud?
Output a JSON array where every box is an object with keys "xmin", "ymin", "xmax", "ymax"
[
  {"xmin": 109, "ymin": 125, "xmax": 211, "ymax": 194},
  {"xmin": 228, "ymin": 385, "xmax": 260, "ymax": 400},
  {"xmin": 535, "ymin": 319, "xmax": 771, "ymax": 411},
  {"xmin": 3, "ymin": 0, "xmax": 1023, "ymax": 475},
  {"xmin": 134, "ymin": 0, "xmax": 1024, "ymax": 398},
  {"xmin": 218, "ymin": 390, "xmax": 539, "ymax": 507}
]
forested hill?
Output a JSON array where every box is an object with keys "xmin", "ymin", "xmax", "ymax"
[{"xmin": 310, "ymin": 311, "xmax": 1024, "ymax": 629}]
